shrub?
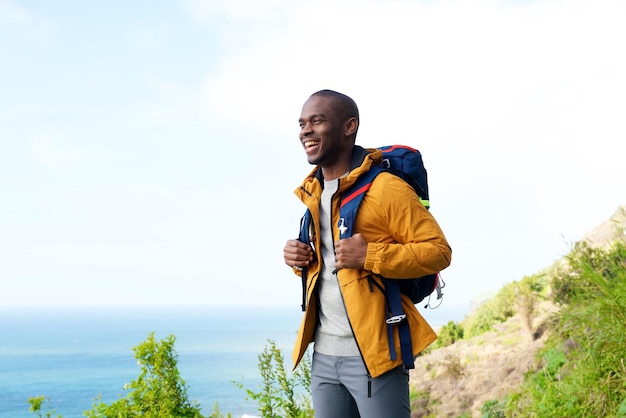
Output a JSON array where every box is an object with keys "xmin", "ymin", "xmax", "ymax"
[
  {"xmin": 462, "ymin": 282, "xmax": 516, "ymax": 338},
  {"xmin": 516, "ymin": 274, "xmax": 547, "ymax": 340},
  {"xmin": 505, "ymin": 242, "xmax": 626, "ymax": 417},
  {"xmin": 28, "ymin": 334, "xmax": 314, "ymax": 418},
  {"xmin": 440, "ymin": 354, "xmax": 466, "ymax": 389},
  {"xmin": 27, "ymin": 396, "xmax": 61, "ymax": 418},
  {"xmin": 85, "ymin": 333, "xmax": 204, "ymax": 418},
  {"xmin": 463, "ymin": 273, "xmax": 548, "ymax": 339},
  {"xmin": 435, "ymin": 321, "xmax": 464, "ymax": 348},
  {"xmin": 481, "ymin": 399, "xmax": 506, "ymax": 418},
  {"xmin": 235, "ymin": 340, "xmax": 313, "ymax": 418}
]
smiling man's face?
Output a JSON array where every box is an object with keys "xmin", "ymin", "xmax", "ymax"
[{"xmin": 298, "ymin": 95, "xmax": 355, "ymax": 178}]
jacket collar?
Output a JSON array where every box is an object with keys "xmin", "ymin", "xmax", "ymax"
[{"xmin": 296, "ymin": 145, "xmax": 383, "ymax": 200}]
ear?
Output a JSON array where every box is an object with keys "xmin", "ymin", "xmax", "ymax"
[{"xmin": 344, "ymin": 117, "xmax": 358, "ymax": 137}]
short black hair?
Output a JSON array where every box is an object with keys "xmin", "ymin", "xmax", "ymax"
[{"xmin": 310, "ymin": 89, "xmax": 360, "ymax": 126}]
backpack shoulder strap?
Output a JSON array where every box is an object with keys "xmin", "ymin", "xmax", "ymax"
[
  {"xmin": 385, "ymin": 279, "xmax": 415, "ymax": 369},
  {"xmin": 338, "ymin": 164, "xmax": 416, "ymax": 369},
  {"xmin": 298, "ymin": 210, "xmax": 313, "ymax": 312},
  {"xmin": 338, "ymin": 166, "xmax": 383, "ymax": 239}
]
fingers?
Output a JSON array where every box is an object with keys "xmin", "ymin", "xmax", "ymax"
[
  {"xmin": 284, "ymin": 239, "xmax": 313, "ymax": 268},
  {"xmin": 333, "ymin": 234, "xmax": 367, "ymax": 270}
]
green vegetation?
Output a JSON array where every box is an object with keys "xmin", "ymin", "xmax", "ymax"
[
  {"xmin": 29, "ymin": 335, "xmax": 312, "ymax": 418},
  {"xmin": 432, "ymin": 270, "xmax": 549, "ymax": 354},
  {"xmin": 483, "ymin": 242, "xmax": 626, "ymax": 417},
  {"xmin": 86, "ymin": 333, "xmax": 203, "ymax": 417},
  {"xmin": 462, "ymin": 273, "xmax": 548, "ymax": 339},
  {"xmin": 235, "ymin": 340, "xmax": 313, "ymax": 418},
  {"xmin": 434, "ymin": 320, "xmax": 464, "ymax": 348},
  {"xmin": 439, "ymin": 354, "xmax": 466, "ymax": 389},
  {"xmin": 29, "ymin": 333, "xmax": 203, "ymax": 418},
  {"xmin": 28, "ymin": 396, "xmax": 62, "ymax": 418}
]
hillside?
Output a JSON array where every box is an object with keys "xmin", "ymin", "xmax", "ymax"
[
  {"xmin": 409, "ymin": 301, "xmax": 558, "ymax": 417},
  {"xmin": 409, "ymin": 205, "xmax": 626, "ymax": 417}
]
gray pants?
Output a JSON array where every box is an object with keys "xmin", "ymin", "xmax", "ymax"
[{"xmin": 311, "ymin": 351, "xmax": 411, "ymax": 418}]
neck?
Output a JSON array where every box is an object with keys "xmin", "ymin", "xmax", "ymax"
[
  {"xmin": 321, "ymin": 164, "xmax": 351, "ymax": 181},
  {"xmin": 320, "ymin": 147, "xmax": 354, "ymax": 180}
]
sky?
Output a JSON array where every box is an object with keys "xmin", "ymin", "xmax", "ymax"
[{"xmin": 1, "ymin": 0, "xmax": 625, "ymax": 322}]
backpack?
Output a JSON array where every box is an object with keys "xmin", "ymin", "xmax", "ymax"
[
  {"xmin": 340, "ymin": 145, "xmax": 443, "ymax": 304},
  {"xmin": 297, "ymin": 145, "xmax": 444, "ymax": 369}
]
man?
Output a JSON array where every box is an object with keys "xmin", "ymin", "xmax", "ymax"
[{"xmin": 283, "ymin": 90, "xmax": 452, "ymax": 418}]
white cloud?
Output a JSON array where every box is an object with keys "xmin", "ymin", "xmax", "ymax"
[
  {"xmin": 128, "ymin": 73, "xmax": 210, "ymax": 126},
  {"xmin": 0, "ymin": 0, "xmax": 33, "ymax": 25},
  {"xmin": 128, "ymin": 23, "xmax": 175, "ymax": 52},
  {"xmin": 182, "ymin": 0, "xmax": 296, "ymax": 22},
  {"xmin": 29, "ymin": 134, "xmax": 85, "ymax": 173},
  {"xmin": 0, "ymin": 0, "xmax": 55, "ymax": 35}
]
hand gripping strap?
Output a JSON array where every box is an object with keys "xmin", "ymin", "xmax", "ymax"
[{"xmin": 298, "ymin": 210, "xmax": 312, "ymax": 311}]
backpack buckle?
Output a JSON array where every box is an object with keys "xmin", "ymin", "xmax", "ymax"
[{"xmin": 386, "ymin": 314, "xmax": 407, "ymax": 324}]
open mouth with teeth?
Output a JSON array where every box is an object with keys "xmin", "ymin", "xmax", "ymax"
[{"xmin": 303, "ymin": 140, "xmax": 320, "ymax": 149}]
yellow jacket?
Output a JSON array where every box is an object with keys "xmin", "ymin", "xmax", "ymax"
[{"xmin": 291, "ymin": 147, "xmax": 452, "ymax": 378}]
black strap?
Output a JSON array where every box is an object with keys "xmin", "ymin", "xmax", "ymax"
[
  {"xmin": 298, "ymin": 210, "xmax": 313, "ymax": 312},
  {"xmin": 385, "ymin": 279, "xmax": 415, "ymax": 369}
]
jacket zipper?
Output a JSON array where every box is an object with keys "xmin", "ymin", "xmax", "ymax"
[
  {"xmin": 334, "ymin": 267, "xmax": 374, "ymax": 397},
  {"xmin": 333, "ymin": 179, "xmax": 374, "ymax": 397}
]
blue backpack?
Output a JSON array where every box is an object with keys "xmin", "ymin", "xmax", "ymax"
[{"xmin": 298, "ymin": 145, "xmax": 444, "ymax": 369}]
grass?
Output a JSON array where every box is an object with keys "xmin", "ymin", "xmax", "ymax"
[{"xmin": 498, "ymin": 241, "xmax": 626, "ymax": 417}]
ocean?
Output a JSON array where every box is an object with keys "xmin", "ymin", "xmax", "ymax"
[
  {"xmin": 0, "ymin": 305, "xmax": 457, "ymax": 418},
  {"xmin": 0, "ymin": 305, "xmax": 304, "ymax": 418}
]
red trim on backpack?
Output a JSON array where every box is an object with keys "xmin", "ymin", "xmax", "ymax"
[
  {"xmin": 382, "ymin": 145, "xmax": 417, "ymax": 153},
  {"xmin": 341, "ymin": 183, "xmax": 372, "ymax": 208}
]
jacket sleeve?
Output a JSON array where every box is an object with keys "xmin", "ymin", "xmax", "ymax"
[{"xmin": 360, "ymin": 173, "xmax": 452, "ymax": 279}]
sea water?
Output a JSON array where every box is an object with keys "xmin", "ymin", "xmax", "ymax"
[
  {"xmin": 0, "ymin": 304, "xmax": 458, "ymax": 418},
  {"xmin": 0, "ymin": 305, "xmax": 303, "ymax": 418}
]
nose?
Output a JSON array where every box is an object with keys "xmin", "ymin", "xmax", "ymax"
[{"xmin": 300, "ymin": 121, "xmax": 313, "ymax": 137}]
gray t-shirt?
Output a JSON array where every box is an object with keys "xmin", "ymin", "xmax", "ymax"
[{"xmin": 314, "ymin": 178, "xmax": 360, "ymax": 356}]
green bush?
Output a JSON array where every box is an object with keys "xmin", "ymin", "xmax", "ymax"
[
  {"xmin": 480, "ymin": 398, "xmax": 506, "ymax": 418},
  {"xmin": 235, "ymin": 340, "xmax": 313, "ymax": 418},
  {"xmin": 85, "ymin": 333, "xmax": 204, "ymax": 418},
  {"xmin": 462, "ymin": 282, "xmax": 516, "ymax": 338},
  {"xmin": 28, "ymin": 334, "xmax": 203, "ymax": 418},
  {"xmin": 504, "ymin": 242, "xmax": 626, "ymax": 417},
  {"xmin": 27, "ymin": 396, "xmax": 62, "ymax": 418},
  {"xmin": 434, "ymin": 321, "xmax": 464, "ymax": 348},
  {"xmin": 462, "ymin": 273, "xmax": 548, "ymax": 339},
  {"xmin": 28, "ymin": 334, "xmax": 313, "ymax": 418}
]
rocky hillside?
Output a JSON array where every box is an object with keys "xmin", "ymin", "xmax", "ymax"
[
  {"xmin": 409, "ymin": 301, "xmax": 558, "ymax": 417},
  {"xmin": 409, "ymin": 205, "xmax": 626, "ymax": 418},
  {"xmin": 581, "ymin": 206, "xmax": 626, "ymax": 248}
]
